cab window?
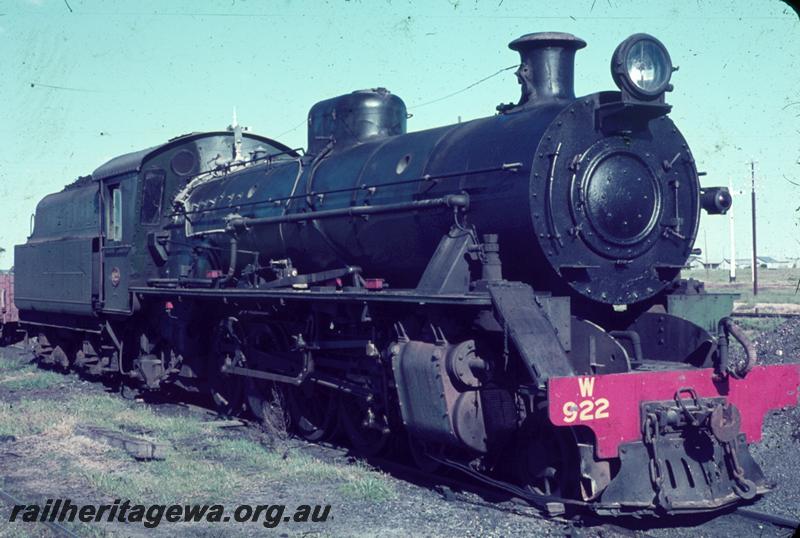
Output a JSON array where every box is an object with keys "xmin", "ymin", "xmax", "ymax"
[
  {"xmin": 140, "ymin": 169, "xmax": 165, "ymax": 224},
  {"xmin": 107, "ymin": 186, "xmax": 122, "ymax": 241}
]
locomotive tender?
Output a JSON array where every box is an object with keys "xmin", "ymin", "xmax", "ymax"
[{"xmin": 13, "ymin": 32, "xmax": 800, "ymax": 516}]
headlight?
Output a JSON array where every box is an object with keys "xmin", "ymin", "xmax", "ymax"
[{"xmin": 611, "ymin": 34, "xmax": 673, "ymax": 100}]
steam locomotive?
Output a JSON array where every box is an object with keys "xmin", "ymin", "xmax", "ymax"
[{"xmin": 12, "ymin": 32, "xmax": 800, "ymax": 516}]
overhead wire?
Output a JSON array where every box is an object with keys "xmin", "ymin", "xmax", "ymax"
[{"xmin": 408, "ymin": 65, "xmax": 518, "ymax": 110}]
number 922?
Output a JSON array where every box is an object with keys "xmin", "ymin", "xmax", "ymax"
[{"xmin": 562, "ymin": 398, "xmax": 610, "ymax": 423}]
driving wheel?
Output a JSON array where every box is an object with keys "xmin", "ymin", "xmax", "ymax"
[
  {"xmin": 339, "ymin": 395, "xmax": 389, "ymax": 457},
  {"xmin": 285, "ymin": 383, "xmax": 339, "ymax": 442},
  {"xmin": 209, "ymin": 317, "xmax": 247, "ymax": 416}
]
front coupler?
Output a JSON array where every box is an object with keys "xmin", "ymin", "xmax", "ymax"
[
  {"xmin": 599, "ymin": 391, "xmax": 767, "ymax": 515},
  {"xmin": 547, "ymin": 364, "xmax": 800, "ymax": 515}
]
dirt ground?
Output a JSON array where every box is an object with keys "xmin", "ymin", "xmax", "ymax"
[
  {"xmin": 0, "ymin": 345, "xmax": 565, "ymax": 537},
  {"xmin": 0, "ymin": 316, "xmax": 799, "ymax": 537}
]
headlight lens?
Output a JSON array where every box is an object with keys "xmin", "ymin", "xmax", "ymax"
[
  {"xmin": 612, "ymin": 34, "xmax": 672, "ymax": 99},
  {"xmin": 626, "ymin": 40, "xmax": 670, "ymax": 91}
]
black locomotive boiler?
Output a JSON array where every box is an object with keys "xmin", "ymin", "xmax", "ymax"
[{"xmin": 13, "ymin": 32, "xmax": 800, "ymax": 516}]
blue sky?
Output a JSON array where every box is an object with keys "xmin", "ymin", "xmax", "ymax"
[{"xmin": 0, "ymin": 0, "xmax": 798, "ymax": 268}]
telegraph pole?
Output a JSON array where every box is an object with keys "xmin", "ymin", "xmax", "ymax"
[
  {"xmin": 728, "ymin": 177, "xmax": 736, "ymax": 282},
  {"xmin": 749, "ymin": 161, "xmax": 758, "ymax": 296}
]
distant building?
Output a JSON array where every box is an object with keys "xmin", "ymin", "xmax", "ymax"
[
  {"xmin": 721, "ymin": 257, "xmax": 795, "ymax": 269},
  {"xmin": 756, "ymin": 256, "xmax": 793, "ymax": 269},
  {"xmin": 685, "ymin": 256, "xmax": 722, "ymax": 270},
  {"xmin": 720, "ymin": 258, "xmax": 750, "ymax": 270}
]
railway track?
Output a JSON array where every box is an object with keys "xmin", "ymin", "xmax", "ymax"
[
  {"xmin": 286, "ymin": 430, "xmax": 800, "ymax": 537},
  {"xmin": 732, "ymin": 312, "xmax": 800, "ymax": 319},
  {"xmin": 374, "ymin": 454, "xmax": 799, "ymax": 537},
  {"xmin": 2, "ymin": 344, "xmax": 799, "ymax": 537},
  {"xmin": 0, "ymin": 486, "xmax": 81, "ymax": 538},
  {"xmin": 735, "ymin": 507, "xmax": 800, "ymax": 533},
  {"xmin": 134, "ymin": 391, "xmax": 800, "ymax": 537}
]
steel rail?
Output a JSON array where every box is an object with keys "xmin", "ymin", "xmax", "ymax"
[
  {"xmin": 0, "ymin": 487, "xmax": 82, "ymax": 538},
  {"xmin": 735, "ymin": 506, "xmax": 800, "ymax": 530},
  {"xmin": 731, "ymin": 312, "xmax": 800, "ymax": 319}
]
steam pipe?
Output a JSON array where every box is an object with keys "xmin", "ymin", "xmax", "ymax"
[
  {"xmin": 219, "ymin": 236, "xmax": 238, "ymax": 286},
  {"xmin": 716, "ymin": 322, "xmax": 729, "ymax": 378},
  {"xmin": 609, "ymin": 330, "xmax": 643, "ymax": 364},
  {"xmin": 226, "ymin": 193, "xmax": 470, "ymax": 231}
]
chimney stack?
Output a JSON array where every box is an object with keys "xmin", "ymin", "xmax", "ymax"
[{"xmin": 508, "ymin": 32, "xmax": 586, "ymax": 106}]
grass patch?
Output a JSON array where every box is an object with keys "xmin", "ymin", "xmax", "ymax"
[
  {"xmin": 201, "ymin": 438, "xmax": 395, "ymax": 501},
  {"xmin": 203, "ymin": 437, "xmax": 282, "ymax": 469},
  {"xmin": 733, "ymin": 317, "xmax": 787, "ymax": 334},
  {"xmin": 1, "ymin": 405, "xmax": 396, "ymax": 511},
  {"xmin": 338, "ymin": 472, "xmax": 395, "ymax": 501},
  {"xmin": 0, "ymin": 390, "xmax": 208, "ymax": 443},
  {"xmin": 0, "ymin": 355, "xmax": 66, "ymax": 391},
  {"xmin": 0, "ymin": 354, "xmax": 395, "ymax": 509},
  {"xmin": 683, "ymin": 268, "xmax": 800, "ymax": 305},
  {"xmin": 75, "ymin": 443, "xmax": 396, "ymax": 506},
  {"xmin": 0, "ymin": 399, "xmax": 65, "ymax": 437},
  {"xmin": 81, "ymin": 457, "xmax": 245, "ymax": 504},
  {"xmin": 0, "ymin": 369, "xmax": 66, "ymax": 391},
  {"xmin": 110, "ymin": 407, "xmax": 206, "ymax": 443},
  {"xmin": 0, "ymin": 359, "xmax": 27, "ymax": 373}
]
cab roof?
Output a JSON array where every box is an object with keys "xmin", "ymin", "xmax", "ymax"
[{"xmin": 91, "ymin": 131, "xmax": 297, "ymax": 181}]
